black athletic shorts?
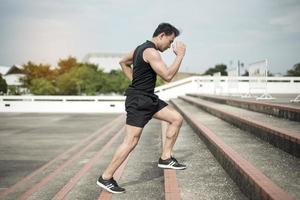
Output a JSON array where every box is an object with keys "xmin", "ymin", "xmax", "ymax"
[{"xmin": 124, "ymin": 90, "xmax": 168, "ymax": 128}]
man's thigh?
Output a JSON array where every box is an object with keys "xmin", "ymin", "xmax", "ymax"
[
  {"xmin": 125, "ymin": 124, "xmax": 143, "ymax": 138},
  {"xmin": 152, "ymin": 105, "xmax": 181, "ymax": 123}
]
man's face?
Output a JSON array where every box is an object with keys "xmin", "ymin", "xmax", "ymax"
[{"xmin": 158, "ymin": 33, "xmax": 176, "ymax": 52}]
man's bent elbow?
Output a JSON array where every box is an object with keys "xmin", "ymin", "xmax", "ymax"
[
  {"xmin": 165, "ymin": 73, "xmax": 173, "ymax": 82},
  {"xmin": 119, "ymin": 60, "xmax": 127, "ymax": 70},
  {"xmin": 163, "ymin": 75, "xmax": 172, "ymax": 83},
  {"xmin": 119, "ymin": 56, "xmax": 128, "ymax": 65}
]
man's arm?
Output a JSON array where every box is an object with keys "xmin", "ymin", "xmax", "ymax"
[
  {"xmin": 143, "ymin": 42, "xmax": 186, "ymax": 82},
  {"xmin": 119, "ymin": 51, "xmax": 134, "ymax": 81}
]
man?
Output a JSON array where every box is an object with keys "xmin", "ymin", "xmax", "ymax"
[{"xmin": 97, "ymin": 23, "xmax": 186, "ymax": 194}]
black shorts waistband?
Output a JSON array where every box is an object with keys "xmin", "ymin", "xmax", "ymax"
[{"xmin": 124, "ymin": 88, "xmax": 158, "ymax": 98}]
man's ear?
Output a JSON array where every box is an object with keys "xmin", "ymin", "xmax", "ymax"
[{"xmin": 158, "ymin": 32, "xmax": 165, "ymax": 40}]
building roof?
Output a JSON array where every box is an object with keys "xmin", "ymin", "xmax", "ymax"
[
  {"xmin": 6, "ymin": 65, "xmax": 23, "ymax": 75},
  {"xmin": 0, "ymin": 65, "xmax": 24, "ymax": 86}
]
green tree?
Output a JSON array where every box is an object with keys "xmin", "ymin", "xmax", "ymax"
[
  {"xmin": 20, "ymin": 61, "xmax": 55, "ymax": 88},
  {"xmin": 72, "ymin": 64, "xmax": 101, "ymax": 95},
  {"xmin": 203, "ymin": 64, "xmax": 228, "ymax": 76},
  {"xmin": 101, "ymin": 69, "xmax": 131, "ymax": 94},
  {"xmin": 287, "ymin": 63, "xmax": 300, "ymax": 76},
  {"xmin": 8, "ymin": 85, "xmax": 21, "ymax": 95},
  {"xmin": 56, "ymin": 56, "xmax": 77, "ymax": 75},
  {"xmin": 56, "ymin": 72, "xmax": 78, "ymax": 95},
  {"xmin": 29, "ymin": 78, "xmax": 57, "ymax": 95},
  {"xmin": 0, "ymin": 75, "xmax": 7, "ymax": 94},
  {"xmin": 20, "ymin": 56, "xmax": 168, "ymax": 95},
  {"xmin": 56, "ymin": 63, "xmax": 104, "ymax": 95}
]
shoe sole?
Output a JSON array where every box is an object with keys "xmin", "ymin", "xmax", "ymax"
[
  {"xmin": 157, "ymin": 164, "xmax": 186, "ymax": 170},
  {"xmin": 96, "ymin": 181, "xmax": 125, "ymax": 194}
]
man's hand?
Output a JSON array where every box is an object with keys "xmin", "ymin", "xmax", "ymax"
[
  {"xmin": 119, "ymin": 51, "xmax": 134, "ymax": 81},
  {"xmin": 145, "ymin": 41, "xmax": 185, "ymax": 82},
  {"xmin": 173, "ymin": 41, "xmax": 186, "ymax": 57}
]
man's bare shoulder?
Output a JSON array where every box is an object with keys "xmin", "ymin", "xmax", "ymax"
[{"xmin": 143, "ymin": 48, "xmax": 160, "ymax": 62}]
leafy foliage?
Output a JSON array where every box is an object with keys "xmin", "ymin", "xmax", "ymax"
[
  {"xmin": 287, "ymin": 63, "xmax": 300, "ymax": 76},
  {"xmin": 203, "ymin": 64, "xmax": 228, "ymax": 76},
  {"xmin": 0, "ymin": 75, "xmax": 8, "ymax": 94},
  {"xmin": 19, "ymin": 56, "xmax": 167, "ymax": 95}
]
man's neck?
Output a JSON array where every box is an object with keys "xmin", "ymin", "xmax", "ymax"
[{"xmin": 150, "ymin": 38, "xmax": 159, "ymax": 49}]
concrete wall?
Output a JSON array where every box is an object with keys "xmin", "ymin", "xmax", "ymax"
[
  {"xmin": 1, "ymin": 76, "xmax": 299, "ymax": 113},
  {"xmin": 0, "ymin": 96, "xmax": 126, "ymax": 113}
]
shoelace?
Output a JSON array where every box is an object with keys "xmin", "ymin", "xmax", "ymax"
[
  {"xmin": 171, "ymin": 156, "xmax": 178, "ymax": 163},
  {"xmin": 111, "ymin": 179, "xmax": 119, "ymax": 187}
]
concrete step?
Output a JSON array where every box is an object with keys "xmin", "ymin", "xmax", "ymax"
[
  {"xmin": 188, "ymin": 93, "xmax": 300, "ymax": 122},
  {"xmin": 1, "ymin": 107, "xmax": 298, "ymax": 199},
  {"xmin": 171, "ymin": 98, "xmax": 298, "ymax": 200},
  {"xmin": 0, "ymin": 114, "xmax": 125, "ymax": 200},
  {"xmin": 165, "ymin": 119, "xmax": 247, "ymax": 200},
  {"xmin": 62, "ymin": 123, "xmax": 126, "ymax": 200},
  {"xmin": 179, "ymin": 95, "xmax": 300, "ymax": 157},
  {"xmin": 60, "ymin": 118, "xmax": 248, "ymax": 200},
  {"xmin": 49, "ymin": 119, "xmax": 163, "ymax": 200},
  {"xmin": 111, "ymin": 119, "xmax": 164, "ymax": 200}
]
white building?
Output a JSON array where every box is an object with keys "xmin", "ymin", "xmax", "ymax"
[
  {"xmin": 0, "ymin": 65, "xmax": 25, "ymax": 94},
  {"xmin": 82, "ymin": 53, "xmax": 125, "ymax": 72}
]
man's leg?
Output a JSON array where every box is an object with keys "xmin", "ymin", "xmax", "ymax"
[
  {"xmin": 101, "ymin": 124, "xmax": 143, "ymax": 180},
  {"xmin": 152, "ymin": 105, "xmax": 183, "ymax": 160}
]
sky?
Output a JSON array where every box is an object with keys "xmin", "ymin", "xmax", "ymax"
[{"xmin": 0, "ymin": 0, "xmax": 299, "ymax": 74}]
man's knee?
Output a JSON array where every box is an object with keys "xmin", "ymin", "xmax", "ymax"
[
  {"xmin": 123, "ymin": 135, "xmax": 140, "ymax": 150},
  {"xmin": 124, "ymin": 125, "xmax": 142, "ymax": 149},
  {"xmin": 172, "ymin": 113, "xmax": 183, "ymax": 127}
]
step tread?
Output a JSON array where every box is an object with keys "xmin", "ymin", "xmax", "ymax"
[
  {"xmin": 190, "ymin": 94, "xmax": 300, "ymax": 110},
  {"xmin": 25, "ymin": 120, "xmax": 125, "ymax": 200},
  {"xmin": 64, "ymin": 126, "xmax": 125, "ymax": 200},
  {"xmin": 173, "ymin": 98, "xmax": 300, "ymax": 199},
  {"xmin": 184, "ymin": 96, "xmax": 300, "ymax": 134},
  {"xmin": 112, "ymin": 119, "xmax": 164, "ymax": 200},
  {"xmin": 172, "ymin": 119, "xmax": 247, "ymax": 200}
]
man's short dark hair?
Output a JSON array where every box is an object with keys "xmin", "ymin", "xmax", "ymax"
[{"xmin": 152, "ymin": 23, "xmax": 180, "ymax": 38}]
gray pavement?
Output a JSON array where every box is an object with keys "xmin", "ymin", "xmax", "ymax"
[
  {"xmin": 27, "ymin": 118, "xmax": 124, "ymax": 200},
  {"xmin": 64, "ymin": 125, "xmax": 124, "ymax": 200},
  {"xmin": 0, "ymin": 113, "xmax": 120, "ymax": 199},
  {"xmin": 173, "ymin": 98, "xmax": 300, "ymax": 200}
]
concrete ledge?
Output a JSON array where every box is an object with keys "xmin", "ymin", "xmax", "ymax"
[
  {"xmin": 180, "ymin": 96, "xmax": 300, "ymax": 158},
  {"xmin": 188, "ymin": 94, "xmax": 300, "ymax": 122},
  {"xmin": 161, "ymin": 121, "xmax": 181, "ymax": 200},
  {"xmin": 170, "ymin": 99, "xmax": 295, "ymax": 200}
]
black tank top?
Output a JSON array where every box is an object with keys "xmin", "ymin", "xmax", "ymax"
[{"xmin": 125, "ymin": 40, "xmax": 158, "ymax": 95}]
